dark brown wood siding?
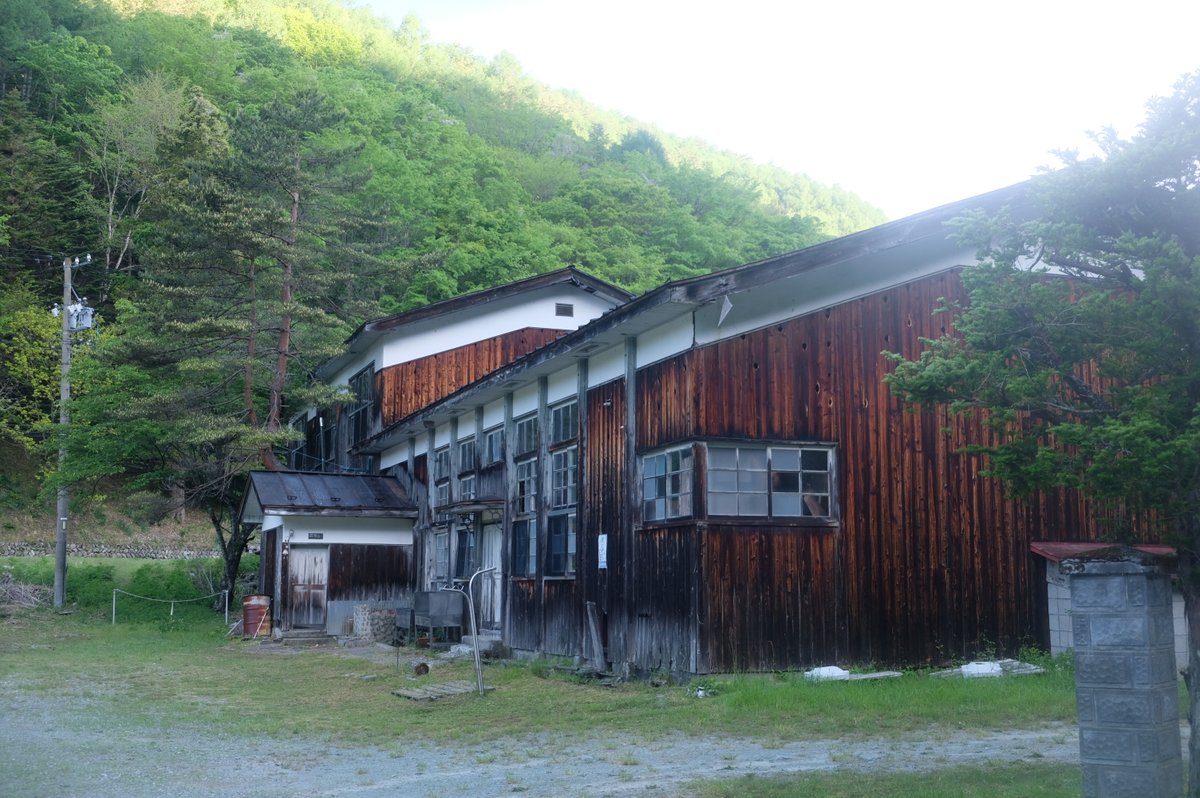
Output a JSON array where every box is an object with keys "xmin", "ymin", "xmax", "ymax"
[
  {"xmin": 583, "ymin": 380, "xmax": 626, "ymax": 665},
  {"xmin": 379, "ymin": 328, "xmax": 566, "ymax": 426},
  {"xmin": 636, "ymin": 270, "xmax": 1102, "ymax": 667},
  {"xmin": 327, "ymin": 543, "xmax": 415, "ymax": 602}
]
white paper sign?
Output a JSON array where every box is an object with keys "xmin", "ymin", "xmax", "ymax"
[{"xmin": 597, "ymin": 534, "xmax": 608, "ymax": 570}]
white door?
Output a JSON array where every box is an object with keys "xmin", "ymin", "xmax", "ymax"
[
  {"xmin": 478, "ymin": 522, "xmax": 503, "ymax": 631},
  {"xmin": 288, "ymin": 546, "xmax": 328, "ymax": 629}
]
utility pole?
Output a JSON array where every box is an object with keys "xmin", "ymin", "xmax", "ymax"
[{"xmin": 53, "ymin": 253, "xmax": 92, "ymax": 608}]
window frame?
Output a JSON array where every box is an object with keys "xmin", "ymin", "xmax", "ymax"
[
  {"xmin": 346, "ymin": 363, "xmax": 374, "ymax": 447},
  {"xmin": 483, "ymin": 426, "xmax": 504, "ymax": 465},
  {"xmin": 641, "ymin": 445, "xmax": 694, "ymax": 523},
  {"xmin": 548, "ymin": 400, "xmax": 578, "ymax": 446},
  {"xmin": 706, "ymin": 443, "xmax": 837, "ymax": 522}
]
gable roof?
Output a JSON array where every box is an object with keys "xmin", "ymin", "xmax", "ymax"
[
  {"xmin": 356, "ymin": 182, "xmax": 1029, "ymax": 454},
  {"xmin": 315, "ymin": 267, "xmax": 632, "ymax": 380},
  {"xmin": 240, "ymin": 471, "xmax": 417, "ymax": 522}
]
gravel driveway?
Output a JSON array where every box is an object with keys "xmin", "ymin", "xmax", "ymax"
[{"xmin": 1, "ymin": 671, "xmax": 1082, "ymax": 798}]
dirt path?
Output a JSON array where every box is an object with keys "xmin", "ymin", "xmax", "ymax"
[{"xmin": 2, "ymin": 677, "xmax": 1082, "ymax": 798}]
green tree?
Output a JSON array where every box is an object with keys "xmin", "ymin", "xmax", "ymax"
[{"xmin": 884, "ymin": 72, "xmax": 1200, "ymax": 789}]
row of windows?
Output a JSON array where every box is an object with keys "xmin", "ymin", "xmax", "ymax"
[{"xmin": 643, "ymin": 444, "xmax": 836, "ymax": 522}]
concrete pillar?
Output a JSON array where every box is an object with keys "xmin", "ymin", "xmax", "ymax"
[{"xmin": 1063, "ymin": 551, "xmax": 1182, "ymax": 798}]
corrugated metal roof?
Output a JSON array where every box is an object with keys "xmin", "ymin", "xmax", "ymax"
[
  {"xmin": 1030, "ymin": 541, "xmax": 1176, "ymax": 562},
  {"xmin": 243, "ymin": 471, "xmax": 416, "ymax": 521}
]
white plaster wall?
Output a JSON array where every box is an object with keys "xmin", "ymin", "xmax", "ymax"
[
  {"xmin": 273, "ymin": 515, "xmax": 413, "ymax": 546},
  {"xmin": 456, "ymin": 413, "xmax": 476, "ymax": 439},
  {"xmin": 482, "ymin": 399, "xmax": 505, "ymax": 429},
  {"xmin": 327, "ymin": 343, "xmax": 384, "ymax": 389},
  {"xmin": 547, "ymin": 365, "xmax": 579, "ymax": 404},
  {"xmin": 636, "ymin": 312, "xmax": 694, "ymax": 368},
  {"xmin": 379, "ymin": 286, "xmax": 615, "ymax": 369},
  {"xmin": 512, "ymin": 383, "xmax": 539, "ymax": 417},
  {"xmin": 587, "ymin": 344, "xmax": 625, "ymax": 388}
]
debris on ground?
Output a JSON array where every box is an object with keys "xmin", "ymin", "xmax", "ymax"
[
  {"xmin": 0, "ymin": 572, "xmax": 49, "ymax": 609},
  {"xmin": 804, "ymin": 666, "xmax": 903, "ymax": 682},
  {"xmin": 930, "ymin": 659, "xmax": 1047, "ymax": 679}
]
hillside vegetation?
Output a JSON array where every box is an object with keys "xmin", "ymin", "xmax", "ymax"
[{"xmin": 0, "ymin": 0, "xmax": 883, "ymax": 556}]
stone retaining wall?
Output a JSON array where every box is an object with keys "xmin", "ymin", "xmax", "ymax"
[{"xmin": 0, "ymin": 542, "xmax": 220, "ymax": 560}]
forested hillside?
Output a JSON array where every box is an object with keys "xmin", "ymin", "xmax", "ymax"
[{"xmin": 0, "ymin": 0, "xmax": 884, "ymax": 548}]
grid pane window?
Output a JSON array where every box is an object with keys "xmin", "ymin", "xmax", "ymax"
[
  {"xmin": 458, "ymin": 474, "xmax": 476, "ymax": 500},
  {"xmin": 641, "ymin": 446, "xmax": 693, "ymax": 521},
  {"xmin": 551, "ymin": 447, "xmax": 578, "ymax": 509},
  {"xmin": 513, "ymin": 519, "xmax": 537, "ymax": 576},
  {"xmin": 548, "ymin": 514, "xmax": 576, "ymax": 576},
  {"xmin": 458, "ymin": 436, "xmax": 475, "ymax": 473},
  {"xmin": 347, "ymin": 364, "xmax": 374, "ymax": 446},
  {"xmin": 433, "ymin": 446, "xmax": 451, "ymax": 481},
  {"xmin": 484, "ymin": 427, "xmax": 503, "ymax": 464},
  {"xmin": 549, "ymin": 401, "xmax": 578, "ymax": 444},
  {"xmin": 515, "ymin": 458, "xmax": 538, "ymax": 514},
  {"xmin": 708, "ymin": 444, "xmax": 835, "ymax": 520},
  {"xmin": 514, "ymin": 415, "xmax": 538, "ymax": 456}
]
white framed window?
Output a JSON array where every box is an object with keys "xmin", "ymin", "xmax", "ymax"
[
  {"xmin": 433, "ymin": 530, "xmax": 450, "ymax": 583},
  {"xmin": 514, "ymin": 414, "xmax": 538, "ymax": 456},
  {"xmin": 458, "ymin": 474, "xmax": 476, "ymax": 501},
  {"xmin": 549, "ymin": 400, "xmax": 578, "ymax": 445},
  {"xmin": 708, "ymin": 444, "xmax": 835, "ymax": 520},
  {"xmin": 515, "ymin": 457, "xmax": 538, "ymax": 514},
  {"xmin": 433, "ymin": 446, "xmax": 451, "ymax": 482},
  {"xmin": 484, "ymin": 426, "xmax": 503, "ymax": 465},
  {"xmin": 551, "ymin": 446, "xmax": 577, "ymax": 509},
  {"xmin": 347, "ymin": 363, "xmax": 374, "ymax": 446},
  {"xmin": 513, "ymin": 518, "xmax": 537, "ymax": 576},
  {"xmin": 641, "ymin": 446, "xmax": 693, "ymax": 521},
  {"xmin": 547, "ymin": 513, "xmax": 576, "ymax": 576},
  {"xmin": 458, "ymin": 436, "xmax": 476, "ymax": 474}
]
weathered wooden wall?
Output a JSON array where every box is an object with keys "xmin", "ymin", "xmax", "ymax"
[
  {"xmin": 582, "ymin": 380, "xmax": 626, "ymax": 665},
  {"xmin": 378, "ymin": 328, "xmax": 565, "ymax": 426},
  {"xmin": 635, "ymin": 270, "xmax": 1100, "ymax": 667},
  {"xmin": 327, "ymin": 544, "xmax": 416, "ymax": 602}
]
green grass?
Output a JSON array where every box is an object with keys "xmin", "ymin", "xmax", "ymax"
[
  {"xmin": 683, "ymin": 761, "xmax": 1081, "ymax": 797},
  {"xmin": 0, "ymin": 599, "xmax": 1083, "ymax": 749}
]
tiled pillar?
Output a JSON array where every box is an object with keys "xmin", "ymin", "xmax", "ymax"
[{"xmin": 1064, "ymin": 553, "xmax": 1182, "ymax": 797}]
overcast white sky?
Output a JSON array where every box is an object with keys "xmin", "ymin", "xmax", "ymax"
[{"xmin": 361, "ymin": 0, "xmax": 1199, "ymax": 219}]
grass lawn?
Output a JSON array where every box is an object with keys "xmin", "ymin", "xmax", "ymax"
[
  {"xmin": 684, "ymin": 761, "xmax": 1081, "ymax": 797},
  {"xmin": 1, "ymin": 599, "xmax": 1082, "ymax": 749}
]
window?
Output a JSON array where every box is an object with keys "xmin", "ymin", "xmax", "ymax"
[
  {"xmin": 513, "ymin": 518, "xmax": 537, "ymax": 576},
  {"xmin": 347, "ymin": 364, "xmax": 374, "ymax": 446},
  {"xmin": 548, "ymin": 514, "xmax": 576, "ymax": 576},
  {"xmin": 708, "ymin": 445, "xmax": 835, "ymax": 520},
  {"xmin": 547, "ymin": 446, "xmax": 577, "ymax": 577},
  {"xmin": 515, "ymin": 458, "xmax": 538, "ymax": 514},
  {"xmin": 434, "ymin": 481, "xmax": 450, "ymax": 508},
  {"xmin": 642, "ymin": 446, "xmax": 693, "ymax": 521},
  {"xmin": 433, "ymin": 446, "xmax": 451, "ymax": 481},
  {"xmin": 458, "ymin": 436, "xmax": 476, "ymax": 474},
  {"xmin": 551, "ymin": 447, "xmax": 577, "ymax": 509},
  {"xmin": 514, "ymin": 414, "xmax": 538, "ymax": 456},
  {"xmin": 433, "ymin": 531, "xmax": 450, "ymax": 583},
  {"xmin": 484, "ymin": 427, "xmax": 503, "ymax": 465},
  {"xmin": 549, "ymin": 400, "xmax": 578, "ymax": 445},
  {"xmin": 454, "ymin": 520, "xmax": 476, "ymax": 579},
  {"xmin": 458, "ymin": 474, "xmax": 476, "ymax": 501}
]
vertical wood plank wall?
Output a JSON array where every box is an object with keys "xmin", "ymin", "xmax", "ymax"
[
  {"xmin": 632, "ymin": 270, "xmax": 1099, "ymax": 668},
  {"xmin": 377, "ymin": 328, "xmax": 565, "ymax": 426}
]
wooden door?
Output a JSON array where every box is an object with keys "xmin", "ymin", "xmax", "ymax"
[
  {"xmin": 478, "ymin": 521, "xmax": 503, "ymax": 631},
  {"xmin": 288, "ymin": 546, "xmax": 328, "ymax": 629}
]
